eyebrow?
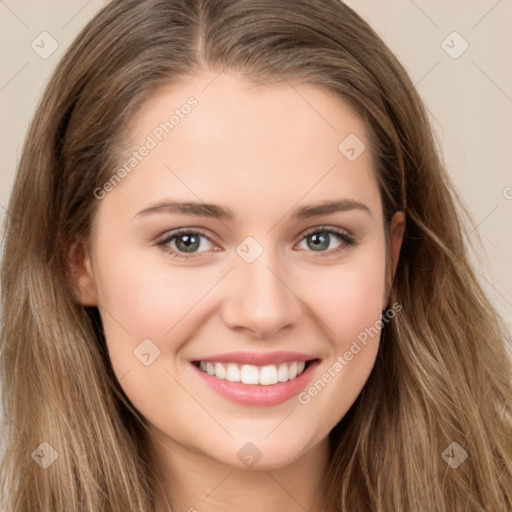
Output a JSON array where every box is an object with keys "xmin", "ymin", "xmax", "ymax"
[{"xmin": 133, "ymin": 198, "xmax": 372, "ymax": 221}]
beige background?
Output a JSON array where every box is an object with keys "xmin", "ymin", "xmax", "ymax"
[{"xmin": 1, "ymin": 0, "xmax": 511, "ymax": 336}]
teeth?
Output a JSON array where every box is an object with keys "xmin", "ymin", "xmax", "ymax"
[
  {"xmin": 197, "ymin": 360, "xmax": 309, "ymax": 385},
  {"xmin": 240, "ymin": 365, "xmax": 259, "ymax": 385},
  {"xmin": 214, "ymin": 362, "xmax": 226, "ymax": 379},
  {"xmin": 288, "ymin": 361, "xmax": 298, "ymax": 380},
  {"xmin": 277, "ymin": 363, "xmax": 289, "ymax": 382},
  {"xmin": 225, "ymin": 363, "xmax": 241, "ymax": 382},
  {"xmin": 259, "ymin": 365, "xmax": 278, "ymax": 385}
]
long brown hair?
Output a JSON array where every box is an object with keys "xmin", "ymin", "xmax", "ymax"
[{"xmin": 1, "ymin": 1, "xmax": 511, "ymax": 510}]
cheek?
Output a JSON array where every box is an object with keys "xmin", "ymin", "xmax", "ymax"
[
  {"xmin": 94, "ymin": 233, "xmax": 387, "ymax": 360},
  {"xmin": 335, "ymin": 266, "xmax": 385, "ymax": 346},
  {"xmin": 90, "ymin": 242, "xmax": 210, "ymax": 388},
  {"xmin": 294, "ymin": 261, "xmax": 385, "ymax": 422},
  {"xmin": 93, "ymin": 242, "xmax": 214, "ymax": 338},
  {"xmin": 304, "ymin": 249, "xmax": 387, "ymax": 348},
  {"xmin": 92, "ymin": 251, "xmax": 210, "ymax": 416}
]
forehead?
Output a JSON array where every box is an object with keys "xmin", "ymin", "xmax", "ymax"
[
  {"xmin": 101, "ymin": 71, "xmax": 381, "ymax": 223},
  {"xmin": 129, "ymin": 71, "xmax": 371, "ymax": 159}
]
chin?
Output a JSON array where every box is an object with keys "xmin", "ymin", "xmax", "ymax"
[{"xmin": 204, "ymin": 434, "xmax": 324, "ymax": 471}]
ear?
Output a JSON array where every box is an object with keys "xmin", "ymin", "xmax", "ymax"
[
  {"xmin": 390, "ymin": 211, "xmax": 406, "ymax": 277},
  {"xmin": 68, "ymin": 240, "xmax": 98, "ymax": 306},
  {"xmin": 383, "ymin": 211, "xmax": 406, "ymax": 310}
]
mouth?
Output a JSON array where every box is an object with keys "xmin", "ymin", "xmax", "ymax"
[
  {"xmin": 191, "ymin": 359, "xmax": 316, "ymax": 385},
  {"xmin": 190, "ymin": 355, "xmax": 321, "ymax": 406}
]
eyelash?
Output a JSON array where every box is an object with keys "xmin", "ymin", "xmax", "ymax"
[{"xmin": 156, "ymin": 226, "xmax": 358, "ymax": 260}]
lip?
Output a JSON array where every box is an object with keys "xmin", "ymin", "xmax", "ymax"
[
  {"xmin": 190, "ymin": 356, "xmax": 321, "ymax": 406},
  {"xmin": 190, "ymin": 350, "xmax": 316, "ymax": 366}
]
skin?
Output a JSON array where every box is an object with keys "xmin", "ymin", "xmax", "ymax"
[{"xmin": 72, "ymin": 70, "xmax": 405, "ymax": 512}]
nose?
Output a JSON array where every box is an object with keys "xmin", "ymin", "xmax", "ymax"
[{"xmin": 221, "ymin": 250, "xmax": 303, "ymax": 339}]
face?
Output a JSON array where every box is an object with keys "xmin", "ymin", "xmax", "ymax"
[{"xmin": 75, "ymin": 71, "xmax": 405, "ymax": 471}]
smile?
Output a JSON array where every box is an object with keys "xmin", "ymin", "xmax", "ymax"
[
  {"xmin": 190, "ymin": 352, "xmax": 321, "ymax": 406},
  {"xmin": 195, "ymin": 360, "xmax": 308, "ymax": 385}
]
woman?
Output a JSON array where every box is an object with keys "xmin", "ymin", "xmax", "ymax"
[{"xmin": 1, "ymin": 1, "xmax": 511, "ymax": 510}]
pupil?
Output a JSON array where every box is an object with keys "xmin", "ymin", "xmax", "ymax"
[
  {"xmin": 310, "ymin": 232, "xmax": 329, "ymax": 251},
  {"xmin": 177, "ymin": 234, "xmax": 199, "ymax": 252}
]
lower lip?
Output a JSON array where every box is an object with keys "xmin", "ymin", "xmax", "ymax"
[{"xmin": 191, "ymin": 360, "xmax": 320, "ymax": 406}]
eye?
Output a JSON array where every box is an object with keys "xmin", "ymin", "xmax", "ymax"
[
  {"xmin": 157, "ymin": 228, "xmax": 217, "ymax": 259},
  {"xmin": 156, "ymin": 226, "xmax": 357, "ymax": 260},
  {"xmin": 296, "ymin": 226, "xmax": 357, "ymax": 257}
]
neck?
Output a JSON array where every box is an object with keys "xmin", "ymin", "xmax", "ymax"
[{"xmin": 147, "ymin": 430, "xmax": 332, "ymax": 512}]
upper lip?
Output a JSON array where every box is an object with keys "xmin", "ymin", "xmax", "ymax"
[{"xmin": 191, "ymin": 351, "xmax": 319, "ymax": 366}]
